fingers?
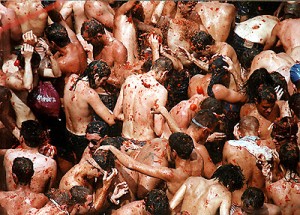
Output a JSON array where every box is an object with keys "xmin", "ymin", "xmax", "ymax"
[
  {"xmin": 22, "ymin": 30, "xmax": 38, "ymax": 45},
  {"xmin": 274, "ymin": 85, "xmax": 284, "ymax": 100}
]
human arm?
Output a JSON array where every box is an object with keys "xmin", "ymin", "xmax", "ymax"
[
  {"xmin": 94, "ymin": 169, "xmax": 118, "ymax": 211},
  {"xmin": 212, "ymin": 84, "xmax": 247, "ymax": 103},
  {"xmin": 219, "ymin": 193, "xmax": 232, "ymax": 215},
  {"xmin": 113, "ymin": 86, "xmax": 124, "ymax": 121},
  {"xmin": 264, "ymin": 24, "xmax": 279, "ymax": 51},
  {"xmin": 99, "ymin": 145, "xmax": 173, "ymax": 182},
  {"xmin": 222, "ymin": 56, "xmax": 244, "ymax": 90},
  {"xmin": 151, "ymin": 1, "xmax": 166, "ymax": 24},
  {"xmin": 109, "ymin": 182, "xmax": 129, "ymax": 205},
  {"xmin": 148, "ymin": 34, "xmax": 160, "ymax": 63},
  {"xmin": 160, "ymin": 46, "xmax": 184, "ymax": 71},
  {"xmin": 59, "ymin": 1, "xmax": 73, "ymax": 21},
  {"xmin": 87, "ymin": 90, "xmax": 115, "ymax": 126},
  {"xmin": 169, "ymin": 183, "xmax": 187, "ymax": 210}
]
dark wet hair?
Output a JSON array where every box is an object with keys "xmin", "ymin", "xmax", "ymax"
[
  {"xmin": 200, "ymin": 97, "xmax": 223, "ymax": 115},
  {"xmin": 246, "ymin": 68, "xmax": 274, "ymax": 103},
  {"xmin": 240, "ymin": 48, "xmax": 261, "ymax": 69},
  {"xmin": 192, "ymin": 109, "xmax": 219, "ymax": 131},
  {"xmin": 169, "ymin": 132, "xmax": 194, "ymax": 159},
  {"xmin": 20, "ymin": 120, "xmax": 45, "ymax": 147},
  {"xmin": 0, "ymin": 86, "xmax": 12, "ymax": 101},
  {"xmin": 92, "ymin": 149, "xmax": 115, "ymax": 171},
  {"xmin": 81, "ymin": 18, "xmax": 105, "ymax": 38},
  {"xmin": 289, "ymin": 93, "xmax": 300, "ymax": 119},
  {"xmin": 212, "ymin": 164, "xmax": 245, "ymax": 192},
  {"xmin": 165, "ymin": 68, "xmax": 190, "ymax": 110},
  {"xmin": 45, "ymin": 22, "xmax": 71, "ymax": 47},
  {"xmin": 270, "ymin": 72, "xmax": 289, "ymax": 101},
  {"xmin": 46, "ymin": 188, "xmax": 72, "ymax": 206},
  {"xmin": 191, "ymin": 31, "xmax": 214, "ymax": 51},
  {"xmin": 207, "ymin": 56, "xmax": 230, "ymax": 97},
  {"xmin": 279, "ymin": 142, "xmax": 299, "ymax": 176},
  {"xmin": 255, "ymin": 84, "xmax": 277, "ymax": 104},
  {"xmin": 100, "ymin": 137, "xmax": 123, "ymax": 150},
  {"xmin": 12, "ymin": 157, "xmax": 34, "ymax": 185},
  {"xmin": 271, "ymin": 116, "xmax": 298, "ymax": 144},
  {"xmin": 145, "ymin": 189, "xmax": 170, "ymax": 215},
  {"xmin": 70, "ymin": 186, "xmax": 92, "ymax": 205},
  {"xmin": 151, "ymin": 56, "xmax": 173, "ymax": 73},
  {"xmin": 242, "ymin": 187, "xmax": 264, "ymax": 210},
  {"xmin": 239, "ymin": 116, "xmax": 259, "ymax": 134},
  {"xmin": 16, "ymin": 50, "xmax": 41, "ymax": 70},
  {"xmin": 86, "ymin": 121, "xmax": 109, "ymax": 137},
  {"xmin": 71, "ymin": 60, "xmax": 111, "ymax": 90}
]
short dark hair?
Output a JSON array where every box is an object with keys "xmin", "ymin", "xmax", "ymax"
[
  {"xmin": 246, "ymin": 69, "xmax": 274, "ymax": 103},
  {"xmin": 81, "ymin": 18, "xmax": 105, "ymax": 38},
  {"xmin": 242, "ymin": 187, "xmax": 264, "ymax": 210},
  {"xmin": 240, "ymin": 48, "xmax": 261, "ymax": 69},
  {"xmin": 200, "ymin": 97, "xmax": 223, "ymax": 115},
  {"xmin": 151, "ymin": 56, "xmax": 173, "ymax": 73},
  {"xmin": 100, "ymin": 137, "xmax": 123, "ymax": 150},
  {"xmin": 45, "ymin": 22, "xmax": 71, "ymax": 47},
  {"xmin": 191, "ymin": 31, "xmax": 214, "ymax": 51},
  {"xmin": 20, "ymin": 120, "xmax": 45, "ymax": 147},
  {"xmin": 289, "ymin": 93, "xmax": 300, "ymax": 119},
  {"xmin": 255, "ymin": 84, "xmax": 277, "ymax": 104},
  {"xmin": 70, "ymin": 186, "xmax": 92, "ymax": 205},
  {"xmin": 279, "ymin": 142, "xmax": 299, "ymax": 174},
  {"xmin": 212, "ymin": 164, "xmax": 245, "ymax": 192},
  {"xmin": 12, "ymin": 157, "xmax": 34, "ymax": 185},
  {"xmin": 46, "ymin": 188, "xmax": 72, "ymax": 207},
  {"xmin": 145, "ymin": 189, "xmax": 170, "ymax": 215},
  {"xmin": 270, "ymin": 72, "xmax": 289, "ymax": 101},
  {"xmin": 92, "ymin": 149, "xmax": 115, "ymax": 171},
  {"xmin": 86, "ymin": 60, "xmax": 111, "ymax": 89},
  {"xmin": 16, "ymin": 50, "xmax": 41, "ymax": 70},
  {"xmin": 271, "ymin": 116, "xmax": 298, "ymax": 144},
  {"xmin": 192, "ymin": 109, "xmax": 219, "ymax": 131},
  {"xmin": 0, "ymin": 86, "xmax": 12, "ymax": 101},
  {"xmin": 168, "ymin": 132, "xmax": 194, "ymax": 159},
  {"xmin": 86, "ymin": 120, "xmax": 109, "ymax": 137}
]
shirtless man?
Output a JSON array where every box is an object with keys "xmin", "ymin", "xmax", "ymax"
[
  {"xmin": 223, "ymin": 116, "xmax": 274, "ymax": 207},
  {"xmin": 263, "ymin": 143, "xmax": 300, "ymax": 215},
  {"xmin": 233, "ymin": 187, "xmax": 282, "ymax": 215},
  {"xmin": 45, "ymin": 9, "xmax": 87, "ymax": 76},
  {"xmin": 81, "ymin": 18, "xmax": 127, "ymax": 87},
  {"xmin": 250, "ymin": 50, "xmax": 295, "ymax": 95},
  {"xmin": 264, "ymin": 18, "xmax": 300, "ymax": 62},
  {"xmin": 0, "ymin": 3, "xmax": 22, "ymax": 67},
  {"xmin": 240, "ymin": 85, "xmax": 281, "ymax": 140},
  {"xmin": 100, "ymin": 132, "xmax": 203, "ymax": 200},
  {"xmin": 4, "ymin": 120, "xmax": 57, "ymax": 193},
  {"xmin": 113, "ymin": 56, "xmax": 172, "ymax": 142},
  {"xmin": 64, "ymin": 60, "xmax": 115, "ymax": 163},
  {"xmin": 0, "ymin": 157, "xmax": 48, "ymax": 215},
  {"xmin": 5, "ymin": 0, "xmax": 48, "ymax": 37},
  {"xmin": 169, "ymin": 164, "xmax": 245, "ymax": 215},
  {"xmin": 194, "ymin": 1, "xmax": 236, "ymax": 42},
  {"xmin": 112, "ymin": 189, "xmax": 170, "ymax": 215},
  {"xmin": 113, "ymin": 0, "xmax": 139, "ymax": 64}
]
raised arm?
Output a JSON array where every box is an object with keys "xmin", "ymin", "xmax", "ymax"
[
  {"xmin": 169, "ymin": 182, "xmax": 187, "ymax": 210},
  {"xmin": 99, "ymin": 145, "xmax": 173, "ymax": 182}
]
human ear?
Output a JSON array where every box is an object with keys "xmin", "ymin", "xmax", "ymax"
[{"xmin": 12, "ymin": 173, "xmax": 18, "ymax": 184}]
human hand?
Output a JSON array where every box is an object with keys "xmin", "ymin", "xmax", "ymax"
[
  {"xmin": 176, "ymin": 46, "xmax": 193, "ymax": 61},
  {"xmin": 206, "ymin": 132, "xmax": 226, "ymax": 142},
  {"xmin": 99, "ymin": 145, "xmax": 112, "ymax": 151},
  {"xmin": 22, "ymin": 30, "xmax": 38, "ymax": 46},
  {"xmin": 21, "ymin": 43, "xmax": 34, "ymax": 60},
  {"xmin": 150, "ymin": 104, "xmax": 162, "ymax": 114},
  {"xmin": 148, "ymin": 34, "xmax": 160, "ymax": 49},
  {"xmin": 122, "ymin": 141, "xmax": 141, "ymax": 151},
  {"xmin": 222, "ymin": 55, "xmax": 234, "ymax": 73},
  {"xmin": 233, "ymin": 123, "xmax": 240, "ymax": 140},
  {"xmin": 103, "ymin": 168, "xmax": 118, "ymax": 184},
  {"xmin": 110, "ymin": 182, "xmax": 129, "ymax": 205},
  {"xmin": 274, "ymin": 85, "xmax": 284, "ymax": 100}
]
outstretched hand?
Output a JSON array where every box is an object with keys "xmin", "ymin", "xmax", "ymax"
[
  {"xmin": 103, "ymin": 168, "xmax": 118, "ymax": 183},
  {"xmin": 274, "ymin": 85, "xmax": 284, "ymax": 100},
  {"xmin": 21, "ymin": 43, "xmax": 34, "ymax": 60},
  {"xmin": 22, "ymin": 30, "xmax": 38, "ymax": 46},
  {"xmin": 110, "ymin": 182, "xmax": 129, "ymax": 205}
]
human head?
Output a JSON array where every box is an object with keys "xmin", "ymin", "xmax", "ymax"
[
  {"xmin": 241, "ymin": 187, "xmax": 264, "ymax": 213},
  {"xmin": 191, "ymin": 31, "xmax": 214, "ymax": 51},
  {"xmin": 271, "ymin": 116, "xmax": 298, "ymax": 151},
  {"xmin": 45, "ymin": 22, "xmax": 71, "ymax": 48},
  {"xmin": 168, "ymin": 132, "xmax": 194, "ymax": 160},
  {"xmin": 270, "ymin": 72, "xmax": 289, "ymax": 101},
  {"xmin": 86, "ymin": 121, "xmax": 109, "ymax": 143},
  {"xmin": 15, "ymin": 49, "xmax": 41, "ymax": 71},
  {"xmin": 289, "ymin": 93, "xmax": 300, "ymax": 119},
  {"xmin": 279, "ymin": 142, "xmax": 299, "ymax": 174},
  {"xmin": 0, "ymin": 86, "xmax": 12, "ymax": 102},
  {"xmin": 70, "ymin": 186, "xmax": 93, "ymax": 214},
  {"xmin": 92, "ymin": 148, "xmax": 115, "ymax": 172},
  {"xmin": 81, "ymin": 19, "xmax": 105, "ymax": 45},
  {"xmin": 255, "ymin": 85, "xmax": 277, "ymax": 118},
  {"xmin": 246, "ymin": 68, "xmax": 274, "ymax": 103},
  {"xmin": 12, "ymin": 157, "xmax": 34, "ymax": 185},
  {"xmin": 290, "ymin": 63, "xmax": 300, "ymax": 88},
  {"xmin": 46, "ymin": 188, "xmax": 73, "ymax": 212},
  {"xmin": 211, "ymin": 164, "xmax": 245, "ymax": 192},
  {"xmin": 151, "ymin": 56, "xmax": 173, "ymax": 83},
  {"xmin": 83, "ymin": 60, "xmax": 111, "ymax": 89},
  {"xmin": 238, "ymin": 116, "xmax": 259, "ymax": 137},
  {"xmin": 144, "ymin": 189, "xmax": 170, "ymax": 215},
  {"xmin": 240, "ymin": 47, "xmax": 261, "ymax": 70},
  {"xmin": 200, "ymin": 97, "xmax": 223, "ymax": 115},
  {"xmin": 20, "ymin": 120, "xmax": 45, "ymax": 148}
]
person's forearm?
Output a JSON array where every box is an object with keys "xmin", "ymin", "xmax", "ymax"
[
  {"xmin": 169, "ymin": 184, "xmax": 186, "ymax": 210},
  {"xmin": 158, "ymin": 107, "xmax": 181, "ymax": 133},
  {"xmin": 94, "ymin": 181, "xmax": 112, "ymax": 211},
  {"xmin": 23, "ymin": 59, "xmax": 33, "ymax": 90},
  {"xmin": 191, "ymin": 57, "xmax": 209, "ymax": 72}
]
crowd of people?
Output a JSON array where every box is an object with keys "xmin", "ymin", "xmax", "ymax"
[{"xmin": 0, "ymin": 1, "xmax": 299, "ymax": 215}]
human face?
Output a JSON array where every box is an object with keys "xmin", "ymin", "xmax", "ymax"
[
  {"xmin": 94, "ymin": 75, "xmax": 108, "ymax": 88},
  {"xmin": 255, "ymin": 99, "xmax": 275, "ymax": 119},
  {"xmin": 76, "ymin": 194, "xmax": 93, "ymax": 214},
  {"xmin": 82, "ymin": 31, "xmax": 100, "ymax": 46}
]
